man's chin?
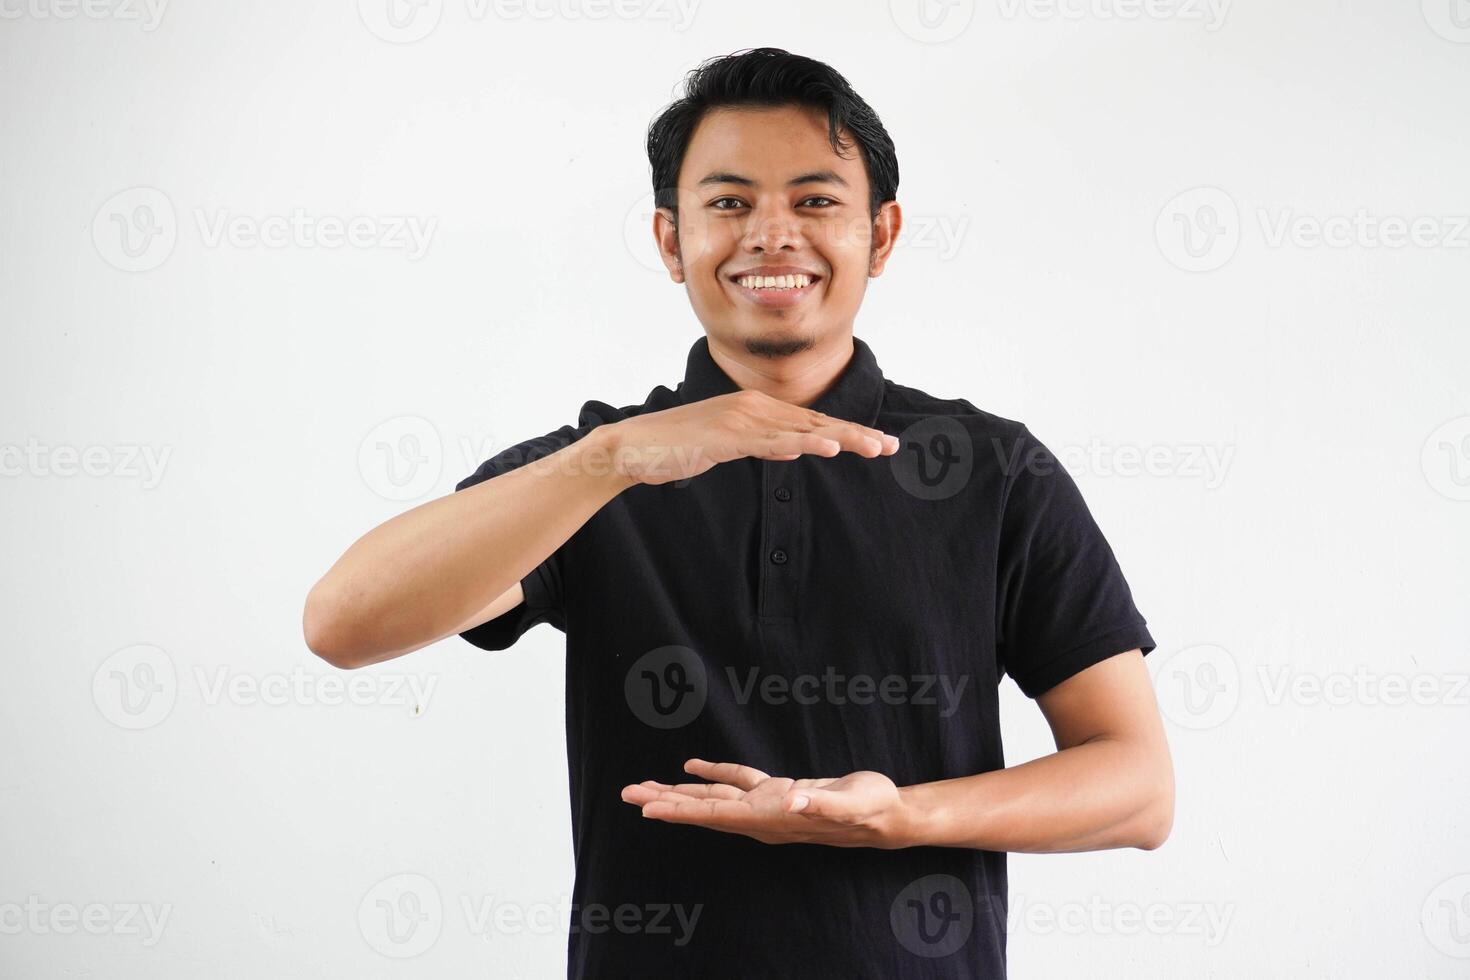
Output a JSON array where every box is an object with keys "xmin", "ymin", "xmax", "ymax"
[{"xmin": 742, "ymin": 327, "xmax": 816, "ymax": 359}]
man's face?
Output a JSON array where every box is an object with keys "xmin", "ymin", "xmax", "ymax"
[{"xmin": 655, "ymin": 104, "xmax": 900, "ymax": 357}]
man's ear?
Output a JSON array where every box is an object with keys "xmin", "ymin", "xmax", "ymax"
[
  {"xmin": 868, "ymin": 200, "xmax": 903, "ymax": 277},
  {"xmin": 653, "ymin": 206, "xmax": 683, "ymax": 283}
]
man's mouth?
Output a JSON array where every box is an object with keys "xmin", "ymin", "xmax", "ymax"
[
  {"xmin": 733, "ymin": 273, "xmax": 818, "ymax": 290},
  {"xmin": 729, "ymin": 272, "xmax": 822, "ymax": 308}
]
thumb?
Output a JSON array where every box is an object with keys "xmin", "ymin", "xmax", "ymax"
[{"xmin": 784, "ymin": 786, "xmax": 846, "ymax": 819}]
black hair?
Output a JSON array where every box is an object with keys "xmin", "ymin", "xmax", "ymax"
[{"xmin": 646, "ymin": 47, "xmax": 899, "ymax": 225}]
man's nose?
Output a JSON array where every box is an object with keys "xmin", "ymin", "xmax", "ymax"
[{"xmin": 740, "ymin": 203, "xmax": 803, "ymax": 252}]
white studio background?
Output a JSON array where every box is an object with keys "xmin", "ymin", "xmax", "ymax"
[{"xmin": 2, "ymin": 2, "xmax": 1468, "ymax": 977}]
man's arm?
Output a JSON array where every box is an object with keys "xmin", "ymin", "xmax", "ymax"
[
  {"xmin": 621, "ymin": 648, "xmax": 1174, "ymax": 853},
  {"xmin": 302, "ymin": 391, "xmax": 898, "ymax": 669},
  {"xmin": 303, "ymin": 426, "xmax": 635, "ymax": 669},
  {"xmin": 891, "ymin": 649, "xmax": 1174, "ymax": 851}
]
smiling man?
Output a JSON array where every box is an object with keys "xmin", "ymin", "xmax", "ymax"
[{"xmin": 305, "ymin": 47, "xmax": 1172, "ymax": 979}]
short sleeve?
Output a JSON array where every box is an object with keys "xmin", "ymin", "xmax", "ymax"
[
  {"xmin": 452, "ymin": 419, "xmax": 589, "ymax": 652},
  {"xmin": 995, "ymin": 425, "xmax": 1156, "ymax": 698}
]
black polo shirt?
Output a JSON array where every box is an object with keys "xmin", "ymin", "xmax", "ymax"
[{"xmin": 455, "ymin": 334, "xmax": 1155, "ymax": 979}]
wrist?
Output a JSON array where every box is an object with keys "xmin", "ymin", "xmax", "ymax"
[
  {"xmin": 886, "ymin": 784, "xmax": 930, "ymax": 849},
  {"xmin": 574, "ymin": 424, "xmax": 639, "ymax": 494}
]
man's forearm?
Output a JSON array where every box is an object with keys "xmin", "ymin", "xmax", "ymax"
[
  {"xmin": 889, "ymin": 735, "xmax": 1173, "ymax": 853},
  {"xmin": 304, "ymin": 425, "xmax": 634, "ymax": 666}
]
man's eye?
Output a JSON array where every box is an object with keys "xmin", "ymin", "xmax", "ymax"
[{"xmin": 708, "ymin": 197, "xmax": 836, "ymax": 210}]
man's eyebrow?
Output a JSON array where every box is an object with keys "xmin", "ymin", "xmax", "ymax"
[{"xmin": 695, "ymin": 170, "xmax": 850, "ymax": 189}]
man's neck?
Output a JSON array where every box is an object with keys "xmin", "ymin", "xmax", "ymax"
[{"xmin": 705, "ymin": 332, "xmax": 855, "ymax": 410}]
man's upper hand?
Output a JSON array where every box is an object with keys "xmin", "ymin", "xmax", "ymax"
[{"xmin": 600, "ymin": 390, "xmax": 899, "ymax": 487}]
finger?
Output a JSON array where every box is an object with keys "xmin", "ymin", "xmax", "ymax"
[
  {"xmin": 626, "ymin": 787, "xmax": 714, "ymax": 806},
  {"xmin": 761, "ymin": 404, "xmax": 899, "ymax": 458},
  {"xmin": 621, "ymin": 784, "xmax": 665, "ymax": 805},
  {"xmin": 683, "ymin": 758, "xmax": 768, "ymax": 791},
  {"xmin": 640, "ymin": 796, "xmax": 769, "ymax": 831},
  {"xmin": 624, "ymin": 782, "xmax": 743, "ymax": 803},
  {"xmin": 617, "ymin": 778, "xmax": 673, "ymax": 796},
  {"xmin": 781, "ymin": 786, "xmax": 850, "ymax": 819},
  {"xmin": 734, "ymin": 429, "xmax": 841, "ymax": 461},
  {"xmin": 788, "ymin": 776, "xmax": 838, "ymax": 789},
  {"xmin": 668, "ymin": 782, "xmax": 744, "ymax": 800},
  {"xmin": 735, "ymin": 409, "xmax": 896, "ymax": 461},
  {"xmin": 810, "ymin": 421, "xmax": 899, "ymax": 458}
]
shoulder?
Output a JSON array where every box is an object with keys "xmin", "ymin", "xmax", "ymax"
[
  {"xmin": 571, "ymin": 380, "xmax": 678, "ymax": 429},
  {"xmin": 457, "ymin": 380, "xmax": 679, "ymax": 490},
  {"xmin": 879, "ymin": 378, "xmax": 1038, "ymax": 462},
  {"xmin": 875, "ymin": 380, "xmax": 1082, "ymax": 513}
]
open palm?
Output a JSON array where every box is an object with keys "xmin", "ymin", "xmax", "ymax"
[{"xmin": 620, "ymin": 758, "xmax": 906, "ymax": 849}]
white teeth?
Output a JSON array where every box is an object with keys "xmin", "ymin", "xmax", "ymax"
[{"xmin": 737, "ymin": 274, "xmax": 813, "ymax": 290}]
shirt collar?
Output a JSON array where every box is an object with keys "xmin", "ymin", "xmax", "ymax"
[{"xmin": 677, "ymin": 334, "xmax": 886, "ymax": 427}]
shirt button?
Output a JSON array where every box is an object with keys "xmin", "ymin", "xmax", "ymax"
[
  {"xmin": 770, "ymin": 549, "xmax": 788, "ymax": 565},
  {"xmin": 774, "ymin": 486, "xmax": 791, "ymax": 502}
]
